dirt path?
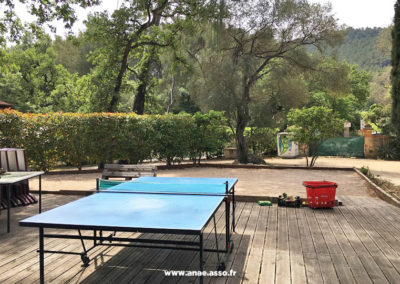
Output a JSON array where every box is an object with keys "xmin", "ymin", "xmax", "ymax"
[
  {"xmin": 266, "ymin": 157, "xmax": 400, "ymax": 186},
  {"xmin": 29, "ymin": 166, "xmax": 372, "ymax": 199}
]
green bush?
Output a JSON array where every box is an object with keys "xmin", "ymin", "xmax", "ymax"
[
  {"xmin": 245, "ymin": 127, "xmax": 279, "ymax": 156},
  {"xmin": 188, "ymin": 111, "xmax": 228, "ymax": 164},
  {"xmin": 359, "ymin": 166, "xmax": 373, "ymax": 177},
  {"xmin": 377, "ymin": 137, "xmax": 400, "ymax": 160},
  {"xmin": 151, "ymin": 113, "xmax": 193, "ymax": 166},
  {"xmin": 0, "ymin": 110, "xmax": 228, "ymax": 170}
]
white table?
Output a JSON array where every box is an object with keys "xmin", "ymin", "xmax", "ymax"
[{"xmin": 0, "ymin": 171, "xmax": 44, "ymax": 233}]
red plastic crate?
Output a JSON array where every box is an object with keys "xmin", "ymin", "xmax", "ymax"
[{"xmin": 303, "ymin": 181, "xmax": 338, "ymax": 208}]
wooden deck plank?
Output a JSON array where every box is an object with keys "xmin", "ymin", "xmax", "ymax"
[
  {"xmin": 192, "ymin": 203, "xmax": 246, "ymax": 284},
  {"xmin": 347, "ymin": 197, "xmax": 400, "ymax": 261},
  {"xmin": 304, "ymin": 208, "xmax": 339, "ymax": 284},
  {"xmin": 296, "ymin": 208, "xmax": 324, "ymax": 284},
  {"xmin": 206, "ymin": 202, "xmax": 254, "ymax": 284},
  {"xmin": 358, "ymin": 205, "xmax": 400, "ymax": 253},
  {"xmin": 322, "ymin": 208, "xmax": 372, "ymax": 284},
  {"xmin": 222, "ymin": 202, "xmax": 260, "ymax": 284},
  {"xmin": 287, "ymin": 208, "xmax": 307, "ymax": 284},
  {"xmin": 331, "ymin": 201, "xmax": 389, "ymax": 283},
  {"xmin": 144, "ymin": 203, "xmax": 237, "ymax": 284},
  {"xmin": 313, "ymin": 209, "xmax": 354, "ymax": 284},
  {"xmin": 172, "ymin": 202, "xmax": 253, "ymax": 284},
  {"xmin": 339, "ymin": 202, "xmax": 400, "ymax": 282},
  {"xmin": 2, "ymin": 194, "xmax": 400, "ymax": 284},
  {"xmin": 275, "ymin": 206, "xmax": 290, "ymax": 284},
  {"xmin": 352, "ymin": 196, "xmax": 400, "ymax": 246},
  {"xmin": 48, "ymin": 232, "xmax": 137, "ymax": 284},
  {"xmin": 0, "ymin": 195, "xmax": 80, "ymax": 283},
  {"xmin": 241, "ymin": 205, "xmax": 269, "ymax": 284},
  {"xmin": 259, "ymin": 203, "xmax": 278, "ymax": 284}
]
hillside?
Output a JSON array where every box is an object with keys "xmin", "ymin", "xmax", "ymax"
[{"xmin": 330, "ymin": 27, "xmax": 390, "ymax": 70}]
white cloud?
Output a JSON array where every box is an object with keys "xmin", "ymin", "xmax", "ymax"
[{"xmin": 310, "ymin": 0, "xmax": 395, "ymax": 28}]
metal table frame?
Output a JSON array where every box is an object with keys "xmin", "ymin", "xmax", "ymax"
[
  {"xmin": 20, "ymin": 178, "xmax": 237, "ymax": 284},
  {"xmin": 0, "ymin": 171, "xmax": 44, "ymax": 233},
  {"xmin": 23, "ymin": 194, "xmax": 233, "ymax": 284}
]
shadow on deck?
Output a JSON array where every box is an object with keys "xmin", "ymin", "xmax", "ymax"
[{"xmin": 1, "ymin": 194, "xmax": 400, "ymax": 283}]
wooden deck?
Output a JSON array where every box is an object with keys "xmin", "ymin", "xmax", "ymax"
[{"xmin": 1, "ymin": 194, "xmax": 400, "ymax": 283}]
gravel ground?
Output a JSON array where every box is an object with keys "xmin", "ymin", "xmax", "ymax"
[
  {"xmin": 28, "ymin": 165, "xmax": 373, "ymax": 199},
  {"xmin": 266, "ymin": 157, "xmax": 400, "ymax": 186}
]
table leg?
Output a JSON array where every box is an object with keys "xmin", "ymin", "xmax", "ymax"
[
  {"xmin": 225, "ymin": 197, "xmax": 230, "ymax": 249},
  {"xmin": 39, "ymin": 175, "xmax": 42, "ymax": 213},
  {"xmin": 39, "ymin": 227, "xmax": 44, "ymax": 284},
  {"xmin": 232, "ymin": 186, "xmax": 236, "ymax": 232},
  {"xmin": 7, "ymin": 185, "xmax": 10, "ymax": 233},
  {"xmin": 199, "ymin": 233, "xmax": 204, "ymax": 284}
]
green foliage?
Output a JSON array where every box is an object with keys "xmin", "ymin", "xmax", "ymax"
[
  {"xmin": 0, "ymin": 110, "xmax": 227, "ymax": 170},
  {"xmin": 287, "ymin": 106, "xmax": 344, "ymax": 167},
  {"xmin": 245, "ymin": 127, "xmax": 279, "ymax": 156},
  {"xmin": 377, "ymin": 137, "xmax": 400, "ymax": 160},
  {"xmin": 0, "ymin": 33, "xmax": 80, "ymax": 112},
  {"xmin": 359, "ymin": 166, "xmax": 373, "ymax": 177},
  {"xmin": 328, "ymin": 27, "xmax": 391, "ymax": 70},
  {"xmin": 0, "ymin": 0, "xmax": 100, "ymax": 44},
  {"xmin": 188, "ymin": 111, "xmax": 228, "ymax": 164},
  {"xmin": 306, "ymin": 59, "xmax": 370, "ymax": 130},
  {"xmin": 0, "ymin": 110, "xmax": 60, "ymax": 171},
  {"xmin": 151, "ymin": 113, "xmax": 193, "ymax": 166},
  {"xmin": 53, "ymin": 35, "xmax": 93, "ymax": 75},
  {"xmin": 392, "ymin": 1, "xmax": 400, "ymax": 140},
  {"xmin": 361, "ymin": 103, "xmax": 392, "ymax": 134},
  {"xmin": 369, "ymin": 66, "xmax": 391, "ymax": 106},
  {"xmin": 187, "ymin": 0, "xmax": 340, "ymax": 163}
]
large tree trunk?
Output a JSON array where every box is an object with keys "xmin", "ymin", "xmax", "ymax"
[
  {"xmin": 133, "ymin": 14, "xmax": 161, "ymax": 114},
  {"xmin": 108, "ymin": 40, "xmax": 132, "ymax": 112},
  {"xmin": 235, "ymin": 84, "xmax": 251, "ymax": 163},
  {"xmin": 236, "ymin": 117, "xmax": 249, "ymax": 163},
  {"xmin": 133, "ymin": 51, "xmax": 154, "ymax": 114}
]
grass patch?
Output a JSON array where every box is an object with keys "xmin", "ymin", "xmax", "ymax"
[{"xmin": 359, "ymin": 166, "xmax": 400, "ymax": 201}]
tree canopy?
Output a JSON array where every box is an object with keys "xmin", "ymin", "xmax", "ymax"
[
  {"xmin": 1, "ymin": 0, "xmax": 395, "ymax": 163},
  {"xmin": 392, "ymin": 0, "xmax": 400, "ymax": 140},
  {"xmin": 287, "ymin": 106, "xmax": 344, "ymax": 167}
]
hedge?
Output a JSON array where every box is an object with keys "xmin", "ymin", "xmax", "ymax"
[{"xmin": 0, "ymin": 109, "xmax": 228, "ymax": 171}]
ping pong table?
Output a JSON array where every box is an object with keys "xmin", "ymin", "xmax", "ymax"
[{"xmin": 19, "ymin": 176, "xmax": 238, "ymax": 284}]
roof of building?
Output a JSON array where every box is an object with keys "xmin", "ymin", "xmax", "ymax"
[{"xmin": 0, "ymin": 101, "xmax": 13, "ymax": 107}]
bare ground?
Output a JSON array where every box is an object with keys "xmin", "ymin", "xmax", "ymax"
[{"xmin": 28, "ymin": 166, "xmax": 372, "ymax": 199}]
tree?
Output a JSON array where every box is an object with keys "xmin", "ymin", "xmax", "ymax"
[
  {"xmin": 306, "ymin": 59, "xmax": 370, "ymax": 129},
  {"xmin": 287, "ymin": 106, "xmax": 344, "ymax": 167},
  {"xmin": 361, "ymin": 103, "xmax": 391, "ymax": 134},
  {"xmin": 188, "ymin": 0, "xmax": 341, "ymax": 163},
  {"xmin": 370, "ymin": 66, "xmax": 391, "ymax": 106},
  {"xmin": 1, "ymin": 1, "xmax": 217, "ymax": 113},
  {"xmin": 392, "ymin": 0, "xmax": 400, "ymax": 139},
  {"xmin": 53, "ymin": 35, "xmax": 93, "ymax": 76},
  {"xmin": 83, "ymin": 1, "xmax": 217, "ymax": 113},
  {"xmin": 0, "ymin": 32, "xmax": 78, "ymax": 112},
  {"xmin": 0, "ymin": 0, "xmax": 99, "ymax": 44}
]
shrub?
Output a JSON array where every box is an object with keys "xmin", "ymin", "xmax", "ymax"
[
  {"xmin": 287, "ymin": 106, "xmax": 344, "ymax": 167},
  {"xmin": 151, "ymin": 113, "xmax": 193, "ymax": 166},
  {"xmin": 377, "ymin": 137, "xmax": 400, "ymax": 160},
  {"xmin": 0, "ymin": 110, "xmax": 228, "ymax": 170},
  {"xmin": 245, "ymin": 127, "xmax": 279, "ymax": 156}
]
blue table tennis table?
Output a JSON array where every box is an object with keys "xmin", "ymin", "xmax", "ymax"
[{"xmin": 19, "ymin": 176, "xmax": 238, "ymax": 284}]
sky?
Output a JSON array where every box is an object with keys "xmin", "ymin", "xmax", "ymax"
[
  {"xmin": 310, "ymin": 0, "xmax": 396, "ymax": 28},
  {"xmin": 12, "ymin": 0, "xmax": 397, "ymax": 37}
]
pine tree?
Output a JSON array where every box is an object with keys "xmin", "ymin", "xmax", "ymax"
[{"xmin": 391, "ymin": 1, "xmax": 400, "ymax": 138}]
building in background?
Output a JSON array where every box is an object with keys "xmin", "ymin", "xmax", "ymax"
[{"xmin": 0, "ymin": 101, "xmax": 13, "ymax": 109}]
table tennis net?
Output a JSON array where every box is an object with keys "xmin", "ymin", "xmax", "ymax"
[{"xmin": 98, "ymin": 180, "xmax": 231, "ymax": 196}]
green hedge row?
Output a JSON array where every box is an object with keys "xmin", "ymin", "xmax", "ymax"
[{"xmin": 0, "ymin": 110, "xmax": 228, "ymax": 171}]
